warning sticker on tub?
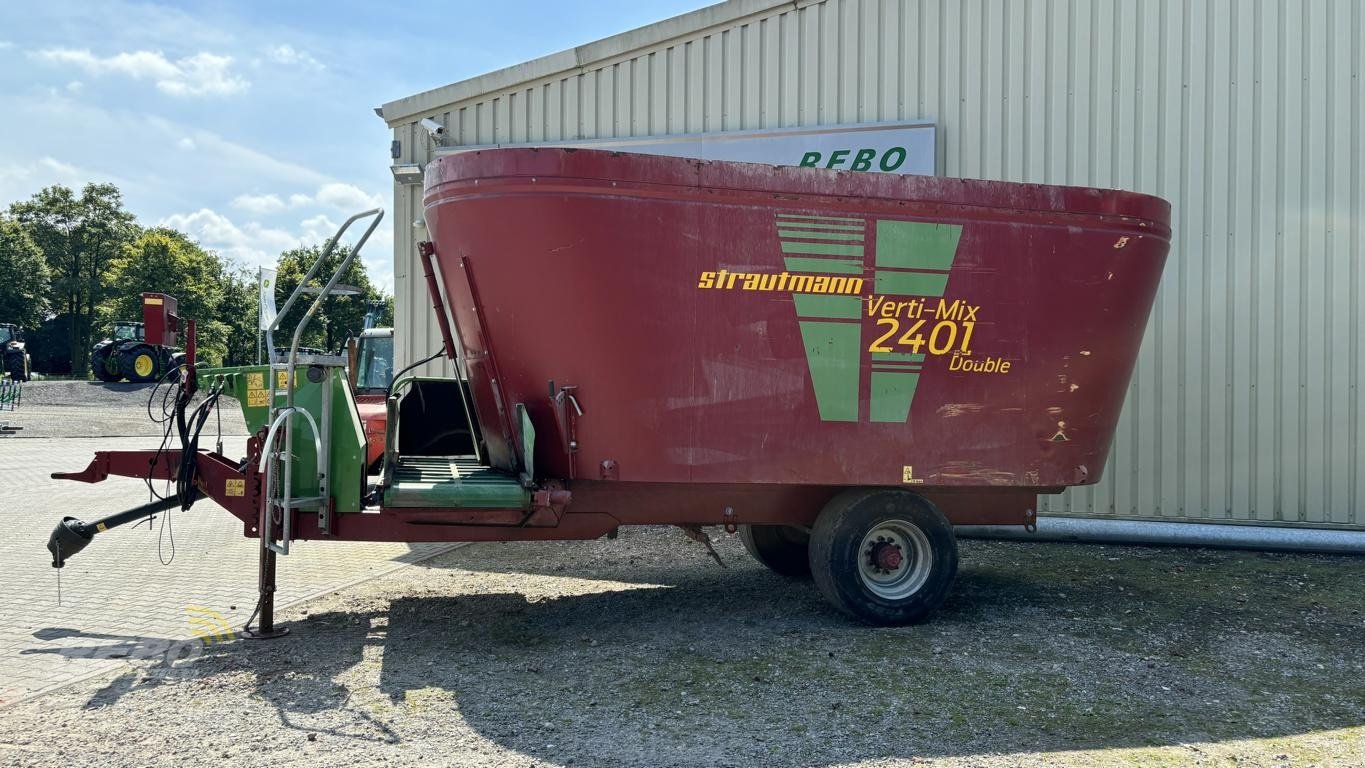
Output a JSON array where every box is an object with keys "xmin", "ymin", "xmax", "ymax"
[
  {"xmin": 245, "ymin": 372, "xmax": 268, "ymax": 407},
  {"xmin": 225, "ymin": 478, "xmax": 245, "ymax": 497},
  {"xmin": 244, "ymin": 370, "xmax": 298, "ymax": 408},
  {"xmin": 695, "ymin": 213, "xmax": 1013, "ymax": 423}
]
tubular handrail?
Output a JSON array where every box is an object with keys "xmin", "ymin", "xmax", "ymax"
[
  {"xmin": 267, "ymin": 208, "xmax": 385, "ymax": 336},
  {"xmin": 260, "ymin": 208, "xmax": 383, "ymax": 556},
  {"xmin": 285, "ymin": 208, "xmax": 384, "ymax": 399},
  {"xmin": 257, "ymin": 406, "xmax": 322, "ymax": 474}
]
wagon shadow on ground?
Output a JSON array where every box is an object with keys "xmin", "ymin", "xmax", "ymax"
[{"xmin": 41, "ymin": 538, "xmax": 1365, "ymax": 765}]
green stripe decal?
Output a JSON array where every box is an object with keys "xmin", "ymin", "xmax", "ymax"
[
  {"xmin": 799, "ymin": 321, "xmax": 861, "ymax": 422},
  {"xmin": 777, "ymin": 213, "xmax": 862, "ymax": 223},
  {"xmin": 771, "ymin": 213, "xmax": 965, "ymax": 425},
  {"xmin": 793, "ymin": 294, "xmax": 862, "ymax": 320},
  {"xmin": 874, "ymin": 270, "xmax": 950, "ymax": 296},
  {"xmin": 782, "ymin": 257, "xmax": 864, "ymax": 274},
  {"xmin": 778, "ymin": 229, "xmax": 865, "ymax": 241},
  {"xmin": 875, "ymin": 221, "xmax": 963, "ymax": 271},
  {"xmin": 774, "ymin": 221, "xmax": 866, "ymax": 231},
  {"xmin": 872, "ymin": 352, "xmax": 926, "ymax": 363},
  {"xmin": 781, "ymin": 241, "xmax": 864, "ymax": 257},
  {"xmin": 869, "ymin": 371, "xmax": 919, "ymax": 423}
]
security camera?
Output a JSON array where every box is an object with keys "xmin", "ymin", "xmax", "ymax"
[{"xmin": 420, "ymin": 118, "xmax": 445, "ymax": 139}]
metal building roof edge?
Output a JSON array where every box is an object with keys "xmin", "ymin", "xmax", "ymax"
[{"xmin": 378, "ymin": 0, "xmax": 802, "ymax": 126}]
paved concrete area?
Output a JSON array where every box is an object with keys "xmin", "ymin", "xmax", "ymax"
[
  {"xmin": 0, "ymin": 435, "xmax": 453, "ymax": 707},
  {"xmin": 1, "ymin": 380, "xmax": 243, "ymax": 439}
]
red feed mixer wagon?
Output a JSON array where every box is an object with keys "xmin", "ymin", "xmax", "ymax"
[{"xmin": 45, "ymin": 149, "xmax": 1169, "ymax": 630}]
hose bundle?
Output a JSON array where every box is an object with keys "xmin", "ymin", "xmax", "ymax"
[{"xmin": 142, "ymin": 366, "xmax": 225, "ymax": 563}]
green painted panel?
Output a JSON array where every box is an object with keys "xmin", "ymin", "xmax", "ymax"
[
  {"xmin": 777, "ymin": 229, "xmax": 865, "ymax": 241},
  {"xmin": 798, "ymin": 321, "xmax": 861, "ymax": 422},
  {"xmin": 776, "ymin": 213, "xmax": 862, "ymax": 223},
  {"xmin": 780, "ymin": 241, "xmax": 864, "ymax": 257},
  {"xmin": 875, "ymin": 220, "xmax": 963, "ymax": 270},
  {"xmin": 782, "ymin": 257, "xmax": 864, "ymax": 274},
  {"xmin": 869, "ymin": 371, "xmax": 920, "ymax": 423},
  {"xmin": 793, "ymin": 294, "xmax": 862, "ymax": 319},
  {"xmin": 872, "ymin": 351, "xmax": 926, "ymax": 363},
  {"xmin": 773, "ymin": 221, "xmax": 865, "ymax": 231},
  {"xmin": 384, "ymin": 456, "xmax": 529, "ymax": 509},
  {"xmin": 874, "ymin": 270, "xmax": 950, "ymax": 296},
  {"xmin": 201, "ymin": 364, "xmax": 366, "ymax": 513}
]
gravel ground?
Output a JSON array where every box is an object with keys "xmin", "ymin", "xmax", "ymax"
[
  {"xmin": 2, "ymin": 529, "xmax": 1362, "ymax": 767},
  {"xmin": 2, "ymin": 380, "xmax": 248, "ymax": 438}
]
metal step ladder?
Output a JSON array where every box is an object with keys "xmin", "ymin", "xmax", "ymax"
[{"xmin": 259, "ymin": 208, "xmax": 384, "ymax": 556}]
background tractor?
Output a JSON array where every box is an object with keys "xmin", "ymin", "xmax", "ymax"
[
  {"xmin": 348, "ymin": 325, "xmax": 394, "ymax": 473},
  {"xmin": 1, "ymin": 323, "xmax": 31, "ymax": 381},
  {"xmin": 91, "ymin": 293, "xmax": 184, "ymax": 383}
]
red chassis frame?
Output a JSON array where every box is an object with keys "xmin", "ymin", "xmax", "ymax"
[{"xmin": 51, "ymin": 438, "xmax": 1039, "ymax": 544}]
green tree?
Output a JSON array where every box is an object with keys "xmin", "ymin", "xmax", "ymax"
[
  {"xmin": 103, "ymin": 228, "xmax": 228, "ymax": 365},
  {"xmin": 0, "ymin": 216, "xmax": 50, "ymax": 331},
  {"xmin": 9, "ymin": 184, "xmax": 137, "ymax": 375},
  {"xmin": 273, "ymin": 244, "xmax": 385, "ymax": 353},
  {"xmin": 215, "ymin": 265, "xmax": 259, "ymax": 366}
]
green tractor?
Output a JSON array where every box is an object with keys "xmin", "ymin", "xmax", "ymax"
[
  {"xmin": 91, "ymin": 293, "xmax": 185, "ymax": 383},
  {"xmin": 1, "ymin": 323, "xmax": 31, "ymax": 381}
]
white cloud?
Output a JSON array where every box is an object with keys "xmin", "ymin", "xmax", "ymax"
[
  {"xmin": 300, "ymin": 213, "xmax": 336, "ymax": 230},
  {"xmin": 157, "ymin": 207, "xmax": 395, "ymax": 294},
  {"xmin": 161, "ymin": 208, "xmax": 301, "ymax": 266},
  {"xmin": 176, "ymin": 137, "xmax": 196, "ymax": 151},
  {"xmin": 180, "ymin": 129, "xmax": 328, "ymax": 186},
  {"xmin": 265, "ymin": 44, "xmax": 323, "ymax": 71},
  {"xmin": 231, "ymin": 192, "xmax": 286, "ymax": 214},
  {"xmin": 158, "ymin": 207, "xmax": 394, "ymax": 293},
  {"xmin": 314, "ymin": 182, "xmax": 383, "ymax": 211},
  {"xmin": 38, "ymin": 156, "xmax": 80, "ymax": 176},
  {"xmin": 229, "ymin": 182, "xmax": 381, "ymax": 217},
  {"xmin": 0, "ymin": 41, "xmax": 13, "ymax": 50},
  {"xmin": 65, "ymin": 80, "xmax": 83, "ymax": 93},
  {"xmin": 0, "ymin": 155, "xmax": 120, "ymax": 194},
  {"xmin": 31, "ymin": 47, "xmax": 248, "ymax": 96},
  {"xmin": 299, "ymin": 214, "xmax": 338, "ymax": 243}
]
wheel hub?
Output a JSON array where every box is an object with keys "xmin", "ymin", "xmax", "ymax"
[
  {"xmin": 870, "ymin": 540, "xmax": 903, "ymax": 571},
  {"xmin": 856, "ymin": 521, "xmax": 933, "ymax": 600}
]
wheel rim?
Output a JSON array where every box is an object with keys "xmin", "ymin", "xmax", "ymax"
[
  {"xmin": 857, "ymin": 519, "xmax": 933, "ymax": 600},
  {"xmin": 134, "ymin": 354, "xmax": 154, "ymax": 377}
]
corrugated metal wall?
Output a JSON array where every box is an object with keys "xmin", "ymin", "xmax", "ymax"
[{"xmin": 386, "ymin": 0, "xmax": 1365, "ymax": 528}]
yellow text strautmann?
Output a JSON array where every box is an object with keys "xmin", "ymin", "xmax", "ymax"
[{"xmin": 697, "ymin": 270, "xmax": 864, "ymax": 295}]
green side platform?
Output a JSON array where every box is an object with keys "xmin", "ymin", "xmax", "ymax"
[{"xmin": 383, "ymin": 456, "xmax": 530, "ymax": 509}]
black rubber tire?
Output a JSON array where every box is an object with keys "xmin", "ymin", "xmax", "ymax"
[
  {"xmin": 739, "ymin": 524, "xmax": 812, "ymax": 578},
  {"xmin": 808, "ymin": 488, "xmax": 958, "ymax": 626},
  {"xmin": 92, "ymin": 347, "xmax": 121, "ymax": 382},
  {"xmin": 5, "ymin": 355, "xmax": 25, "ymax": 382},
  {"xmin": 121, "ymin": 346, "xmax": 159, "ymax": 383}
]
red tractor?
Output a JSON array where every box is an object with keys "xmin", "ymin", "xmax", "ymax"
[
  {"xmin": 348, "ymin": 326, "xmax": 394, "ymax": 474},
  {"xmin": 91, "ymin": 293, "xmax": 185, "ymax": 383}
]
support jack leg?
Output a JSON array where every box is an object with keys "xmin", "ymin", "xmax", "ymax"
[{"xmin": 242, "ymin": 525, "xmax": 290, "ymax": 640}]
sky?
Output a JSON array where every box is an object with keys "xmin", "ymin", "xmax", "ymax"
[{"xmin": 0, "ymin": 0, "xmax": 705, "ymax": 293}]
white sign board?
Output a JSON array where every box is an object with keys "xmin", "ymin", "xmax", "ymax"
[{"xmin": 435, "ymin": 121, "xmax": 937, "ymax": 176}]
